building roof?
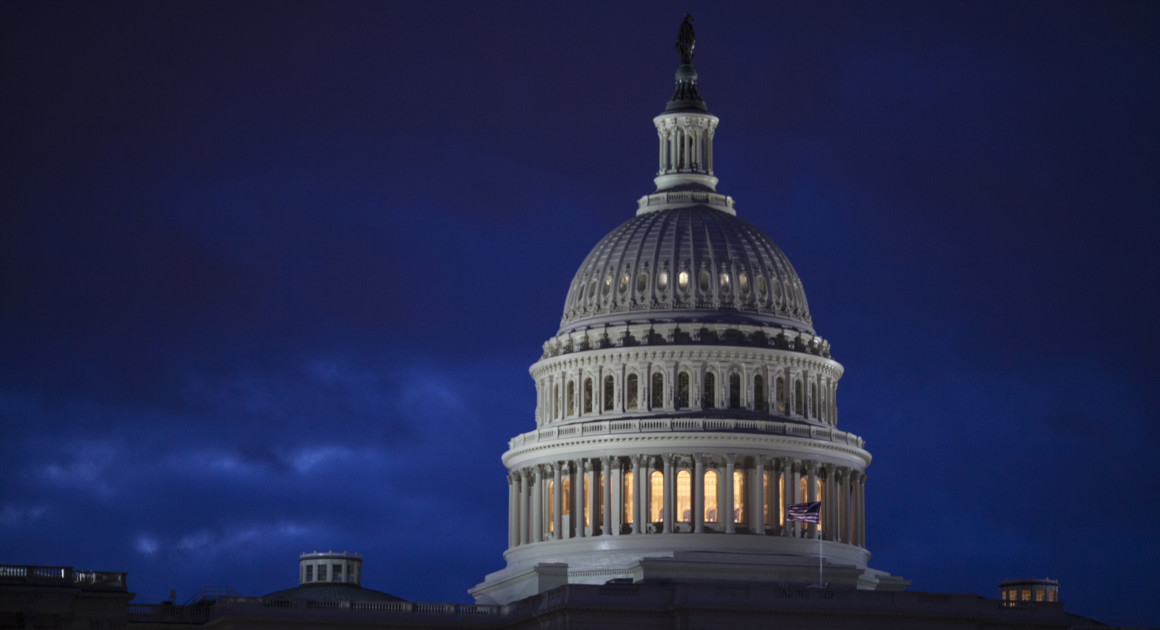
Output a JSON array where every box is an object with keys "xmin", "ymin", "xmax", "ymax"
[
  {"xmin": 262, "ymin": 582, "xmax": 404, "ymax": 602},
  {"xmin": 558, "ymin": 205, "xmax": 814, "ymax": 336}
]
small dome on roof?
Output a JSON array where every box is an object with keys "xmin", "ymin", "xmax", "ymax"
[{"xmin": 558, "ymin": 205, "xmax": 813, "ymax": 336}]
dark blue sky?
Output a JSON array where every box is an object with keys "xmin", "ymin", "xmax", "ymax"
[{"xmin": 2, "ymin": 1, "xmax": 1158, "ymax": 626}]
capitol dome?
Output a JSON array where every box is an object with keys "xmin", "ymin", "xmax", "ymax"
[
  {"xmin": 559, "ymin": 205, "xmax": 814, "ymax": 336},
  {"xmin": 473, "ymin": 16, "xmax": 906, "ymax": 606}
]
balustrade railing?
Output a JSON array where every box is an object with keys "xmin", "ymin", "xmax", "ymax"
[{"xmin": 511, "ymin": 418, "xmax": 864, "ymax": 449}]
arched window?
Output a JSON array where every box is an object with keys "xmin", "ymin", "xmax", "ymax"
[
  {"xmin": 637, "ymin": 272, "xmax": 648, "ymax": 292},
  {"xmin": 567, "ymin": 381, "xmax": 575, "ymax": 416},
  {"xmin": 677, "ymin": 372, "xmax": 690, "ymax": 409},
  {"xmin": 794, "ymin": 380, "xmax": 803, "ymax": 416},
  {"xmin": 678, "ymin": 270, "xmax": 689, "ymax": 290},
  {"xmin": 775, "ymin": 377, "xmax": 786, "ymax": 414},
  {"xmin": 623, "ymin": 471, "xmax": 634, "ymax": 525},
  {"xmin": 626, "ymin": 374, "xmax": 639, "ymax": 410},
  {"xmin": 651, "ymin": 373, "xmax": 664, "ymax": 408},
  {"xmin": 583, "ymin": 378, "xmax": 593, "ymax": 414},
  {"xmin": 729, "ymin": 373, "xmax": 741, "ymax": 408},
  {"xmin": 603, "ymin": 375, "xmax": 614, "ymax": 411},
  {"xmin": 562, "ymin": 478, "xmax": 572, "ymax": 517},
  {"xmin": 733, "ymin": 470, "xmax": 746, "ymax": 524},
  {"xmin": 677, "ymin": 470, "xmax": 691, "ymax": 522},
  {"xmin": 762, "ymin": 472, "xmax": 770, "ymax": 526},
  {"xmin": 583, "ymin": 475, "xmax": 590, "ymax": 527},
  {"xmin": 704, "ymin": 470, "xmax": 718, "ymax": 522},
  {"xmin": 547, "ymin": 480, "xmax": 555, "ymax": 533},
  {"xmin": 810, "ymin": 383, "xmax": 817, "ymax": 418},
  {"xmin": 754, "ymin": 374, "xmax": 766, "ymax": 411},
  {"xmin": 649, "ymin": 470, "xmax": 664, "ymax": 522},
  {"xmin": 703, "ymin": 372, "xmax": 715, "ymax": 408},
  {"xmin": 699, "ymin": 269, "xmax": 710, "ymax": 291}
]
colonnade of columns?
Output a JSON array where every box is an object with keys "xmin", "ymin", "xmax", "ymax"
[
  {"xmin": 656, "ymin": 116, "xmax": 715, "ymax": 176},
  {"xmin": 507, "ymin": 454, "xmax": 866, "ymax": 550}
]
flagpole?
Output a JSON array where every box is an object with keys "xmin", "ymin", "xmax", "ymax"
[{"xmin": 817, "ymin": 526, "xmax": 822, "ymax": 587}]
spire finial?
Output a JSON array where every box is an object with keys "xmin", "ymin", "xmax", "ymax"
[
  {"xmin": 675, "ymin": 13, "xmax": 695, "ymax": 64},
  {"xmin": 666, "ymin": 14, "xmax": 707, "ymax": 113}
]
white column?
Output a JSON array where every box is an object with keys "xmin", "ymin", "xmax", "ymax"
[
  {"xmin": 693, "ymin": 453, "xmax": 705, "ymax": 534},
  {"xmin": 601, "ymin": 456, "xmax": 612, "ymax": 536},
  {"xmin": 630, "ymin": 456, "xmax": 642, "ymax": 535},
  {"xmin": 858, "ymin": 473, "xmax": 867, "ymax": 548},
  {"xmin": 662, "ymin": 454, "xmax": 674, "ymax": 534},
  {"xmin": 518, "ymin": 469, "xmax": 530, "ymax": 545},
  {"xmin": 724, "ymin": 453, "xmax": 736, "ymax": 534},
  {"xmin": 785, "ymin": 458, "xmax": 798, "ymax": 537},
  {"xmin": 531, "ymin": 466, "xmax": 543, "ymax": 543},
  {"xmin": 638, "ymin": 455, "xmax": 650, "ymax": 531},
  {"xmin": 553, "ymin": 463, "xmax": 563, "ymax": 540},
  {"xmin": 574, "ymin": 459, "xmax": 585, "ymax": 538},
  {"xmin": 507, "ymin": 473, "xmax": 517, "ymax": 548}
]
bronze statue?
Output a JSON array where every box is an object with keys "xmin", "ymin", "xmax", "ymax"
[{"xmin": 676, "ymin": 14, "xmax": 695, "ymax": 64}]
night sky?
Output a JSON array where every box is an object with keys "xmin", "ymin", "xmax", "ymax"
[{"xmin": 2, "ymin": 1, "xmax": 1158, "ymax": 626}]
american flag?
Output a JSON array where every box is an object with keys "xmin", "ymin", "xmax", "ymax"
[{"xmin": 786, "ymin": 501, "xmax": 821, "ymax": 523}]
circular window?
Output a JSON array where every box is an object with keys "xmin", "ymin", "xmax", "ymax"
[
  {"xmin": 677, "ymin": 271, "xmax": 689, "ymax": 290},
  {"xmin": 658, "ymin": 270, "xmax": 669, "ymax": 290}
]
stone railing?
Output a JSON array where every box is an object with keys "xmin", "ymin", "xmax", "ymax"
[
  {"xmin": 129, "ymin": 597, "xmax": 501, "ymax": 623},
  {"xmin": 0, "ymin": 565, "xmax": 126, "ymax": 591},
  {"xmin": 510, "ymin": 418, "xmax": 864, "ymax": 450}
]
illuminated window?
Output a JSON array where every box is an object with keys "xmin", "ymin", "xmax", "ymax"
[
  {"xmin": 651, "ymin": 373, "xmax": 664, "ymax": 408},
  {"xmin": 703, "ymin": 372, "xmax": 715, "ymax": 408},
  {"xmin": 650, "ymin": 471, "xmax": 664, "ymax": 522},
  {"xmin": 658, "ymin": 270, "xmax": 669, "ymax": 290},
  {"xmin": 567, "ymin": 381, "xmax": 574, "ymax": 416},
  {"xmin": 583, "ymin": 475, "xmax": 590, "ymax": 526},
  {"xmin": 1048, "ymin": 590, "xmax": 1056, "ymax": 602},
  {"xmin": 677, "ymin": 372, "xmax": 690, "ymax": 408},
  {"xmin": 678, "ymin": 270, "xmax": 689, "ymax": 290},
  {"xmin": 626, "ymin": 374, "xmax": 639, "ymax": 409},
  {"xmin": 729, "ymin": 373, "xmax": 740, "ymax": 408},
  {"xmin": 623, "ymin": 471, "xmax": 634, "ymax": 525},
  {"xmin": 757, "ymin": 275, "xmax": 767, "ymax": 296},
  {"xmin": 778, "ymin": 475, "xmax": 785, "ymax": 526},
  {"xmin": 677, "ymin": 470, "xmax": 691, "ymax": 522},
  {"xmin": 704, "ymin": 470, "xmax": 718, "ymax": 522},
  {"xmin": 603, "ymin": 276, "xmax": 612, "ymax": 295},
  {"xmin": 762, "ymin": 472, "xmax": 770, "ymax": 526},
  {"xmin": 739, "ymin": 272, "xmax": 749, "ymax": 293},
  {"xmin": 699, "ymin": 270, "xmax": 710, "ymax": 291},
  {"xmin": 562, "ymin": 477, "xmax": 571, "ymax": 517},
  {"xmin": 547, "ymin": 480, "xmax": 554, "ymax": 532},
  {"xmin": 583, "ymin": 378, "xmax": 593, "ymax": 414},
  {"xmin": 637, "ymin": 272, "xmax": 648, "ymax": 292},
  {"xmin": 754, "ymin": 374, "xmax": 766, "ymax": 411},
  {"xmin": 719, "ymin": 272, "xmax": 730, "ymax": 290},
  {"xmin": 733, "ymin": 470, "xmax": 745, "ymax": 523},
  {"xmin": 603, "ymin": 375, "xmax": 614, "ymax": 411},
  {"xmin": 1021, "ymin": 589, "xmax": 1031, "ymax": 602},
  {"xmin": 1036, "ymin": 589, "xmax": 1045, "ymax": 602},
  {"xmin": 619, "ymin": 274, "xmax": 629, "ymax": 293}
]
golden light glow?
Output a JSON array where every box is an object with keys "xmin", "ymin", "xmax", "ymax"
[
  {"xmin": 733, "ymin": 470, "xmax": 745, "ymax": 523},
  {"xmin": 762, "ymin": 472, "xmax": 770, "ymax": 526},
  {"xmin": 649, "ymin": 471, "xmax": 664, "ymax": 522},
  {"xmin": 705, "ymin": 470, "xmax": 718, "ymax": 522},
  {"xmin": 547, "ymin": 480, "xmax": 554, "ymax": 532},
  {"xmin": 583, "ymin": 475, "xmax": 590, "ymax": 526},
  {"xmin": 677, "ymin": 470, "xmax": 691, "ymax": 522},
  {"xmin": 778, "ymin": 474, "xmax": 785, "ymax": 526},
  {"xmin": 623, "ymin": 471, "xmax": 634, "ymax": 524}
]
